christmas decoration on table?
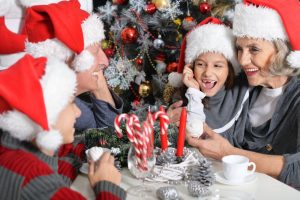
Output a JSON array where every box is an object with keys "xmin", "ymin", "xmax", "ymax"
[
  {"xmin": 187, "ymin": 181, "xmax": 211, "ymax": 197},
  {"xmin": 156, "ymin": 186, "xmax": 180, "ymax": 200},
  {"xmin": 97, "ymin": 0, "xmax": 241, "ymax": 113},
  {"xmin": 114, "ymin": 109, "xmax": 169, "ymax": 171}
]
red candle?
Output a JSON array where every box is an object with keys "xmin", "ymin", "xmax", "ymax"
[
  {"xmin": 176, "ymin": 107, "xmax": 187, "ymax": 157},
  {"xmin": 159, "ymin": 106, "xmax": 168, "ymax": 151}
]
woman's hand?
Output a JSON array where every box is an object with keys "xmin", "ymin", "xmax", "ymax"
[
  {"xmin": 182, "ymin": 64, "xmax": 199, "ymax": 89},
  {"xmin": 186, "ymin": 124, "xmax": 234, "ymax": 160},
  {"xmin": 88, "ymin": 152, "xmax": 121, "ymax": 187}
]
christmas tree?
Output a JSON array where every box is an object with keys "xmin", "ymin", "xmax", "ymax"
[{"xmin": 96, "ymin": 0, "xmax": 241, "ymax": 114}]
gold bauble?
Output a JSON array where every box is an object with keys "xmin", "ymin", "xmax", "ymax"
[
  {"xmin": 138, "ymin": 81, "xmax": 152, "ymax": 98},
  {"xmin": 152, "ymin": 0, "xmax": 170, "ymax": 9},
  {"xmin": 101, "ymin": 40, "xmax": 109, "ymax": 50}
]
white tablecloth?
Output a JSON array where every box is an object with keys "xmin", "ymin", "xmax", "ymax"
[{"xmin": 71, "ymin": 158, "xmax": 300, "ymax": 200}]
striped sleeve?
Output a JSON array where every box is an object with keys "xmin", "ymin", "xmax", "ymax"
[{"xmin": 94, "ymin": 181, "xmax": 127, "ymax": 200}]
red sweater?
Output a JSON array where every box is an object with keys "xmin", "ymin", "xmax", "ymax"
[{"xmin": 0, "ymin": 132, "xmax": 126, "ymax": 200}]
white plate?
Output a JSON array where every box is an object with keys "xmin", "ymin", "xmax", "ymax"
[
  {"xmin": 79, "ymin": 163, "xmax": 89, "ymax": 174},
  {"xmin": 215, "ymin": 171, "xmax": 257, "ymax": 186}
]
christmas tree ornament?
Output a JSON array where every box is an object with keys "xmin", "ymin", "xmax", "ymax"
[
  {"xmin": 156, "ymin": 186, "xmax": 180, "ymax": 200},
  {"xmin": 135, "ymin": 57, "xmax": 143, "ymax": 65},
  {"xmin": 173, "ymin": 18, "xmax": 182, "ymax": 28},
  {"xmin": 163, "ymin": 84, "xmax": 175, "ymax": 103},
  {"xmin": 153, "ymin": 35, "xmax": 165, "ymax": 50},
  {"xmin": 182, "ymin": 15, "xmax": 196, "ymax": 31},
  {"xmin": 155, "ymin": 53, "xmax": 167, "ymax": 74},
  {"xmin": 152, "ymin": 0, "xmax": 170, "ymax": 10},
  {"xmin": 156, "ymin": 61, "xmax": 167, "ymax": 75},
  {"xmin": 199, "ymin": 1, "xmax": 211, "ymax": 14},
  {"xmin": 144, "ymin": 2, "xmax": 157, "ymax": 14},
  {"xmin": 104, "ymin": 48, "xmax": 115, "ymax": 58},
  {"xmin": 112, "ymin": 0, "xmax": 128, "ymax": 5},
  {"xmin": 121, "ymin": 27, "xmax": 139, "ymax": 44},
  {"xmin": 139, "ymin": 81, "xmax": 152, "ymax": 97},
  {"xmin": 166, "ymin": 62, "xmax": 178, "ymax": 73},
  {"xmin": 101, "ymin": 39, "xmax": 110, "ymax": 50}
]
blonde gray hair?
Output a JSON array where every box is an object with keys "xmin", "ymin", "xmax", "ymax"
[{"xmin": 270, "ymin": 40, "xmax": 300, "ymax": 76}]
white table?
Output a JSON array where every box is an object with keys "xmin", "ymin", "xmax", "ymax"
[{"xmin": 71, "ymin": 158, "xmax": 300, "ymax": 200}]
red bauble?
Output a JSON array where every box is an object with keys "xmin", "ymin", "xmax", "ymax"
[
  {"xmin": 166, "ymin": 62, "xmax": 178, "ymax": 73},
  {"xmin": 144, "ymin": 2, "xmax": 157, "ymax": 14},
  {"xmin": 135, "ymin": 57, "xmax": 143, "ymax": 65},
  {"xmin": 104, "ymin": 48, "xmax": 114, "ymax": 58},
  {"xmin": 154, "ymin": 53, "xmax": 166, "ymax": 62},
  {"xmin": 121, "ymin": 27, "xmax": 138, "ymax": 44},
  {"xmin": 112, "ymin": 0, "xmax": 128, "ymax": 5},
  {"xmin": 199, "ymin": 2, "xmax": 211, "ymax": 14}
]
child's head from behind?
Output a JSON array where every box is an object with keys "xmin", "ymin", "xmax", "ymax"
[
  {"xmin": 0, "ymin": 54, "xmax": 79, "ymax": 151},
  {"xmin": 179, "ymin": 17, "xmax": 238, "ymax": 96}
]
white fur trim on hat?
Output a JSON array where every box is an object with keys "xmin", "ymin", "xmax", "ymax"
[
  {"xmin": 168, "ymin": 72, "xmax": 183, "ymax": 88},
  {"xmin": 0, "ymin": 110, "xmax": 39, "ymax": 141},
  {"xmin": 40, "ymin": 57, "xmax": 77, "ymax": 126},
  {"xmin": 233, "ymin": 4, "xmax": 288, "ymax": 41},
  {"xmin": 36, "ymin": 130, "xmax": 63, "ymax": 151},
  {"xmin": 185, "ymin": 23, "xmax": 239, "ymax": 73},
  {"xmin": 71, "ymin": 49, "xmax": 94, "ymax": 72},
  {"xmin": 25, "ymin": 38, "xmax": 73, "ymax": 61},
  {"xmin": 19, "ymin": 0, "xmax": 63, "ymax": 7},
  {"xmin": 82, "ymin": 14, "xmax": 105, "ymax": 48},
  {"xmin": 0, "ymin": 0, "xmax": 12, "ymax": 16},
  {"xmin": 287, "ymin": 51, "xmax": 300, "ymax": 69}
]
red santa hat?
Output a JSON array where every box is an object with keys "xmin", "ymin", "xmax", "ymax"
[
  {"xmin": 21, "ymin": 0, "xmax": 105, "ymax": 72},
  {"xmin": 233, "ymin": 0, "xmax": 300, "ymax": 68},
  {"xmin": 0, "ymin": 17, "xmax": 27, "ymax": 70},
  {"xmin": 169, "ymin": 17, "xmax": 239, "ymax": 88},
  {"xmin": 0, "ymin": 0, "xmax": 26, "ymax": 70},
  {"xmin": 0, "ymin": 54, "xmax": 77, "ymax": 151}
]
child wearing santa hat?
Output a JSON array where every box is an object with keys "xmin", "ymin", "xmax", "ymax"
[
  {"xmin": 18, "ymin": 0, "xmax": 123, "ymax": 131},
  {"xmin": 0, "ymin": 54, "xmax": 126, "ymax": 199},
  {"xmin": 179, "ymin": 17, "xmax": 248, "ymax": 138}
]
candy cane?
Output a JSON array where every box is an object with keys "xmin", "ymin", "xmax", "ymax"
[
  {"xmin": 153, "ymin": 110, "xmax": 170, "ymax": 136},
  {"xmin": 114, "ymin": 113, "xmax": 129, "ymax": 138}
]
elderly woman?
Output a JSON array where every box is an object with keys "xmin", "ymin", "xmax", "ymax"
[{"xmin": 187, "ymin": 0, "xmax": 300, "ymax": 189}]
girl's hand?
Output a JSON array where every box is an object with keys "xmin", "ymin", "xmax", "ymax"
[{"xmin": 182, "ymin": 64, "xmax": 199, "ymax": 89}]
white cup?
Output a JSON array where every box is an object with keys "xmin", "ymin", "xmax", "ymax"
[{"xmin": 222, "ymin": 155, "xmax": 256, "ymax": 182}]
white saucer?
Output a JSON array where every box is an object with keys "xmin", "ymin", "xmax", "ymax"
[
  {"xmin": 215, "ymin": 171, "xmax": 257, "ymax": 186},
  {"xmin": 79, "ymin": 163, "xmax": 89, "ymax": 174}
]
